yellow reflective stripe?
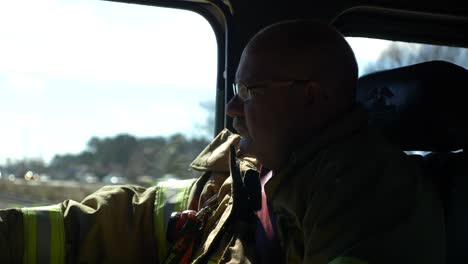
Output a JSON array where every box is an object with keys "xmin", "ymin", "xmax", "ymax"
[
  {"xmin": 153, "ymin": 179, "xmax": 196, "ymax": 260},
  {"xmin": 154, "ymin": 185, "xmax": 168, "ymax": 260},
  {"xmin": 175, "ymin": 183, "xmax": 190, "ymax": 212},
  {"xmin": 329, "ymin": 256, "xmax": 368, "ymax": 264},
  {"xmin": 21, "ymin": 205, "xmax": 65, "ymax": 264},
  {"xmin": 22, "ymin": 209, "xmax": 37, "ymax": 264}
]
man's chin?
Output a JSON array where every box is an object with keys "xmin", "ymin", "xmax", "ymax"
[{"xmin": 239, "ymin": 137, "xmax": 255, "ymax": 157}]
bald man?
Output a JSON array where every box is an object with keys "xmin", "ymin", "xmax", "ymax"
[{"xmin": 225, "ymin": 20, "xmax": 445, "ymax": 263}]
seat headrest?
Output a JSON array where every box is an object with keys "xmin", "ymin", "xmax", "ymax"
[{"xmin": 357, "ymin": 60, "xmax": 468, "ymax": 151}]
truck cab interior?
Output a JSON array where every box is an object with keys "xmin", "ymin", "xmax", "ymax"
[{"xmin": 1, "ymin": 0, "xmax": 466, "ymax": 262}]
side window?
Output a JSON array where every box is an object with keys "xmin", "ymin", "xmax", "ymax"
[
  {"xmin": 346, "ymin": 37, "xmax": 468, "ymax": 76},
  {"xmin": 0, "ymin": 1, "xmax": 217, "ymax": 207}
]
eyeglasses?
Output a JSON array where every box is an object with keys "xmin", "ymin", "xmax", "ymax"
[{"xmin": 232, "ymin": 80, "xmax": 310, "ymax": 102}]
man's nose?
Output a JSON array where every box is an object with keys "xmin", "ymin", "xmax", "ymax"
[{"xmin": 226, "ymin": 95, "xmax": 244, "ymax": 117}]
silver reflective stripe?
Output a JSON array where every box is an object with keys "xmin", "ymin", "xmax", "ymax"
[
  {"xmin": 154, "ymin": 179, "xmax": 196, "ymax": 259},
  {"xmin": 329, "ymin": 257, "xmax": 368, "ymax": 264},
  {"xmin": 21, "ymin": 204, "xmax": 65, "ymax": 264}
]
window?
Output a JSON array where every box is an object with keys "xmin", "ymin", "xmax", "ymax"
[
  {"xmin": 346, "ymin": 37, "xmax": 468, "ymax": 77},
  {"xmin": 0, "ymin": 0, "xmax": 217, "ymax": 207}
]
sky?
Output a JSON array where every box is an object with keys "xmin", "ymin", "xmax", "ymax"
[{"xmin": 346, "ymin": 37, "xmax": 396, "ymax": 75}]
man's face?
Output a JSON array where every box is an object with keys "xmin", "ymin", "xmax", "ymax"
[{"xmin": 227, "ymin": 49, "xmax": 304, "ymax": 169}]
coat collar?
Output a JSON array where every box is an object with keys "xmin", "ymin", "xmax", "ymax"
[{"xmin": 264, "ymin": 105, "xmax": 369, "ymax": 199}]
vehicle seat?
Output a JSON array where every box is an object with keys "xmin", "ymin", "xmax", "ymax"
[{"xmin": 356, "ymin": 60, "xmax": 468, "ymax": 263}]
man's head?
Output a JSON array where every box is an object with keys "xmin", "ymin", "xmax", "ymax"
[{"xmin": 227, "ymin": 20, "xmax": 358, "ymax": 170}]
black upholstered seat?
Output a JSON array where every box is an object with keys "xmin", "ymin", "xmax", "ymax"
[{"xmin": 357, "ymin": 60, "xmax": 468, "ymax": 263}]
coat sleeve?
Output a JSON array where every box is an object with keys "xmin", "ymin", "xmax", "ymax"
[
  {"xmin": 0, "ymin": 179, "xmax": 195, "ymax": 264},
  {"xmin": 0, "ymin": 207, "xmax": 23, "ymax": 263}
]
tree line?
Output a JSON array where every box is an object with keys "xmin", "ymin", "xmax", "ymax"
[
  {"xmin": 362, "ymin": 41, "xmax": 467, "ymax": 75},
  {"xmin": 1, "ymin": 133, "xmax": 210, "ymax": 183}
]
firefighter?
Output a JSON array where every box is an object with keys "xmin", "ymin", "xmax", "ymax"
[{"xmin": 225, "ymin": 19, "xmax": 445, "ymax": 263}]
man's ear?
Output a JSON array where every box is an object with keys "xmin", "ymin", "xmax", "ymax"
[{"xmin": 303, "ymin": 81, "xmax": 322, "ymax": 106}]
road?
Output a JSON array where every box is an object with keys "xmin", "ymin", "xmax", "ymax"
[
  {"xmin": 0, "ymin": 179, "xmax": 98, "ymax": 209},
  {"xmin": 0, "ymin": 191, "xmax": 47, "ymax": 208}
]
